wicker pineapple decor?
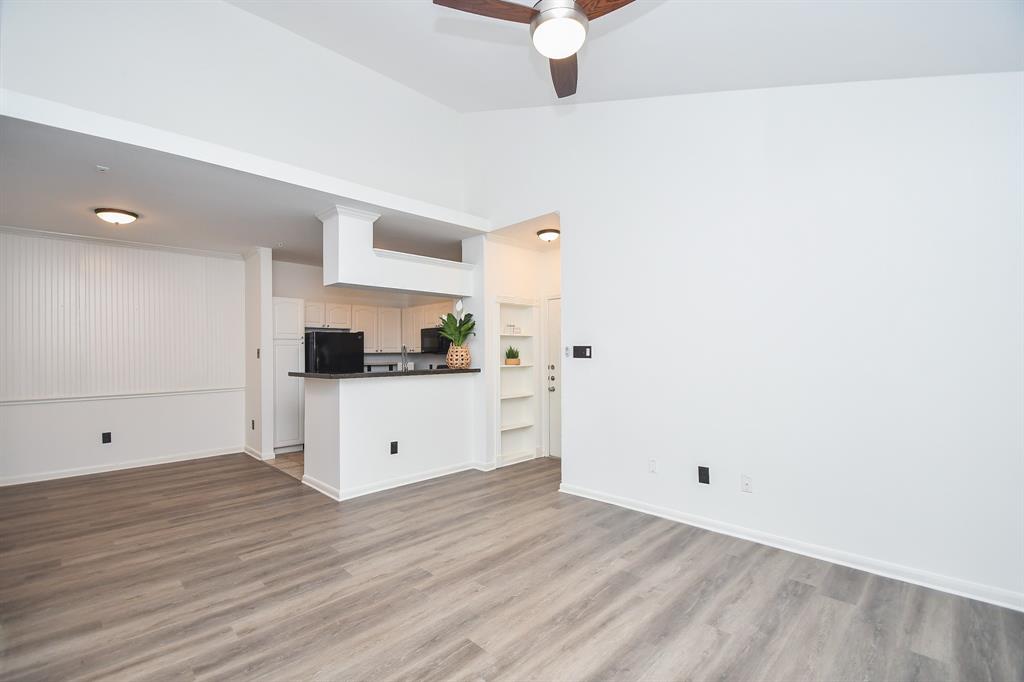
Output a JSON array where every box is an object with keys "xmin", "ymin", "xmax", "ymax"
[{"xmin": 447, "ymin": 344, "xmax": 471, "ymax": 369}]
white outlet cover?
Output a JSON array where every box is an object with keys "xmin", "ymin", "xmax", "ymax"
[{"xmin": 741, "ymin": 475, "xmax": 753, "ymax": 493}]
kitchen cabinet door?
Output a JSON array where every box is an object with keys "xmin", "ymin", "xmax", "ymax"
[
  {"xmin": 273, "ymin": 339, "xmax": 304, "ymax": 448},
  {"xmin": 378, "ymin": 307, "xmax": 402, "ymax": 353},
  {"xmin": 273, "ymin": 297, "xmax": 304, "ymax": 339},
  {"xmin": 325, "ymin": 303, "xmax": 352, "ymax": 328},
  {"xmin": 433, "ymin": 301, "xmax": 453, "ymax": 327},
  {"xmin": 402, "ymin": 306, "xmax": 421, "ymax": 352},
  {"xmin": 304, "ymin": 302, "xmax": 325, "ymax": 328},
  {"xmin": 352, "ymin": 305, "xmax": 378, "ymax": 352}
]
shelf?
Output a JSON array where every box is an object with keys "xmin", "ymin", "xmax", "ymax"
[
  {"xmin": 500, "ymin": 392, "xmax": 534, "ymax": 400},
  {"xmin": 500, "ymin": 333, "xmax": 533, "ymax": 338},
  {"xmin": 500, "ymin": 421, "xmax": 534, "ymax": 432},
  {"xmin": 500, "ymin": 364, "xmax": 534, "ymax": 368}
]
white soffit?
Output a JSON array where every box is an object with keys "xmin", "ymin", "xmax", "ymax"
[{"xmin": 0, "ymin": 115, "xmax": 485, "ymax": 264}]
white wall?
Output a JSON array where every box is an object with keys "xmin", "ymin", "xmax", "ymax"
[
  {"xmin": 0, "ymin": 229, "xmax": 246, "ymax": 483},
  {"xmin": 244, "ymin": 247, "xmax": 273, "ymax": 458},
  {"xmin": 464, "ymin": 72, "xmax": 1024, "ymax": 608},
  {"xmin": 0, "ymin": 0, "xmax": 467, "ymax": 212}
]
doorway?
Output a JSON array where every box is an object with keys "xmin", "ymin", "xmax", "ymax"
[{"xmin": 546, "ymin": 297, "xmax": 562, "ymax": 458}]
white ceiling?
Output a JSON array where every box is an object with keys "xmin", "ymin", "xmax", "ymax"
[
  {"xmin": 490, "ymin": 212, "xmax": 561, "ymax": 251},
  {"xmin": 229, "ymin": 0, "xmax": 1024, "ymax": 113},
  {"xmin": 0, "ymin": 117, "xmax": 478, "ymax": 265}
]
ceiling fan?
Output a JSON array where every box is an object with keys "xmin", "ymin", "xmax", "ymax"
[{"xmin": 433, "ymin": 0, "xmax": 635, "ymax": 98}]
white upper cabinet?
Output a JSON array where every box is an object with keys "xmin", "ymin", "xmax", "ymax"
[
  {"xmin": 402, "ymin": 307, "xmax": 421, "ymax": 352},
  {"xmin": 325, "ymin": 303, "xmax": 352, "ymax": 328},
  {"xmin": 304, "ymin": 301, "xmax": 325, "ymax": 328},
  {"xmin": 378, "ymin": 307, "xmax": 402, "ymax": 353},
  {"xmin": 431, "ymin": 301, "xmax": 453, "ymax": 327},
  {"xmin": 273, "ymin": 297, "xmax": 304, "ymax": 339},
  {"xmin": 351, "ymin": 305, "xmax": 378, "ymax": 353}
]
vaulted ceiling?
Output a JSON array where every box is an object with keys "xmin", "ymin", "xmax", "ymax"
[{"xmin": 229, "ymin": 0, "xmax": 1023, "ymax": 112}]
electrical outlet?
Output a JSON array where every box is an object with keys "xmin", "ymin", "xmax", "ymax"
[
  {"xmin": 390, "ymin": 441, "xmax": 398, "ymax": 455},
  {"xmin": 698, "ymin": 466, "xmax": 710, "ymax": 484},
  {"xmin": 648, "ymin": 458, "xmax": 657, "ymax": 473},
  {"xmin": 101, "ymin": 432, "xmax": 112, "ymax": 444},
  {"xmin": 741, "ymin": 475, "xmax": 753, "ymax": 493}
]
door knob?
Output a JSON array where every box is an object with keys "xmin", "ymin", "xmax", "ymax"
[{"xmin": 549, "ymin": 375, "xmax": 556, "ymax": 381}]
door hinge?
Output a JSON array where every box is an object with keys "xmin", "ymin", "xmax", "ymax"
[{"xmin": 257, "ymin": 348, "xmax": 260, "ymax": 359}]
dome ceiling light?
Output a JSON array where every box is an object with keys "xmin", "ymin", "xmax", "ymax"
[
  {"xmin": 94, "ymin": 208, "xmax": 139, "ymax": 225},
  {"xmin": 537, "ymin": 228, "xmax": 560, "ymax": 242},
  {"xmin": 433, "ymin": 0, "xmax": 635, "ymax": 98}
]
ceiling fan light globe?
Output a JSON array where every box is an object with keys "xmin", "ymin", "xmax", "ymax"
[{"xmin": 530, "ymin": 0, "xmax": 588, "ymax": 60}]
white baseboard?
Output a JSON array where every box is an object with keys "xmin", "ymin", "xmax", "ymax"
[
  {"xmin": 498, "ymin": 451, "xmax": 536, "ymax": 467},
  {"xmin": 301, "ymin": 473, "xmax": 342, "ymax": 500},
  {"xmin": 559, "ymin": 483, "xmax": 1024, "ymax": 613},
  {"xmin": 0, "ymin": 446, "xmax": 243, "ymax": 486},
  {"xmin": 338, "ymin": 462, "xmax": 478, "ymax": 501},
  {"xmin": 302, "ymin": 462, "xmax": 482, "ymax": 502}
]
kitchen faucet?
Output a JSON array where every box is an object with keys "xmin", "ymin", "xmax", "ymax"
[{"xmin": 401, "ymin": 344, "xmax": 408, "ymax": 372}]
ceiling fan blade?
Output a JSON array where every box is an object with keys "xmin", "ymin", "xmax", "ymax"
[
  {"xmin": 549, "ymin": 54, "xmax": 578, "ymax": 98},
  {"xmin": 433, "ymin": 0, "xmax": 538, "ymax": 23},
  {"xmin": 578, "ymin": 0, "xmax": 635, "ymax": 20}
]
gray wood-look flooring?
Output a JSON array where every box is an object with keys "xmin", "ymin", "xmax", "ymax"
[{"xmin": 1, "ymin": 455, "xmax": 1021, "ymax": 681}]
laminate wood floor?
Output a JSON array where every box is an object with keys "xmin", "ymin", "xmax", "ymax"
[
  {"xmin": 1, "ymin": 455, "xmax": 1021, "ymax": 681},
  {"xmin": 265, "ymin": 451, "xmax": 304, "ymax": 481}
]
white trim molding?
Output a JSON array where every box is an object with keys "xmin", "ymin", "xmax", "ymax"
[
  {"xmin": 0, "ymin": 447, "xmax": 242, "ymax": 486},
  {"xmin": 301, "ymin": 473, "xmax": 343, "ymax": 501},
  {"xmin": 304, "ymin": 462, "xmax": 486, "ymax": 502},
  {"xmin": 559, "ymin": 483, "xmax": 1024, "ymax": 613}
]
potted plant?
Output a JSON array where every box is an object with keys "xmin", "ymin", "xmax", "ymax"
[
  {"xmin": 438, "ymin": 300, "xmax": 476, "ymax": 369},
  {"xmin": 504, "ymin": 346, "xmax": 520, "ymax": 365}
]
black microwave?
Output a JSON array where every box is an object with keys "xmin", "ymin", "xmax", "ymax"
[{"xmin": 421, "ymin": 327, "xmax": 452, "ymax": 354}]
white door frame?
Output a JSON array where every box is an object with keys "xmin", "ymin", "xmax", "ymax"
[{"xmin": 542, "ymin": 295, "xmax": 562, "ymax": 458}]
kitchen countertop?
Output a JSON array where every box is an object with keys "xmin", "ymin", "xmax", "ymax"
[{"xmin": 289, "ymin": 368, "xmax": 480, "ymax": 380}]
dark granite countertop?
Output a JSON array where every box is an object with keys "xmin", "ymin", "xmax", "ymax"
[{"xmin": 289, "ymin": 368, "xmax": 480, "ymax": 380}]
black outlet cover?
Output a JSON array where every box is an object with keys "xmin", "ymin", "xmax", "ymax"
[
  {"xmin": 572, "ymin": 345, "xmax": 592, "ymax": 358},
  {"xmin": 101, "ymin": 432, "xmax": 112, "ymax": 444},
  {"xmin": 390, "ymin": 441, "xmax": 398, "ymax": 455},
  {"xmin": 698, "ymin": 466, "xmax": 710, "ymax": 484}
]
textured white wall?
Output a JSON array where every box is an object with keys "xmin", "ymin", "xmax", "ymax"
[
  {"xmin": 464, "ymin": 72, "xmax": 1024, "ymax": 608},
  {"xmin": 0, "ymin": 230, "xmax": 244, "ymax": 399},
  {"xmin": 0, "ymin": 229, "xmax": 246, "ymax": 482}
]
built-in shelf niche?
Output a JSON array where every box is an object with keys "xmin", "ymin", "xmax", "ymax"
[{"xmin": 498, "ymin": 300, "xmax": 540, "ymax": 465}]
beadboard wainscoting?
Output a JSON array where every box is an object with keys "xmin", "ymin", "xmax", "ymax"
[{"xmin": 0, "ymin": 229, "xmax": 246, "ymax": 482}]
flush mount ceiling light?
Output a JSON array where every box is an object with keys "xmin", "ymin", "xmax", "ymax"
[
  {"xmin": 433, "ymin": 0, "xmax": 634, "ymax": 98},
  {"xmin": 94, "ymin": 208, "xmax": 138, "ymax": 225},
  {"xmin": 530, "ymin": 0, "xmax": 588, "ymax": 60},
  {"xmin": 537, "ymin": 228, "xmax": 560, "ymax": 242}
]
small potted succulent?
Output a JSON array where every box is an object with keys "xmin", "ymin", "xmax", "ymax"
[
  {"xmin": 504, "ymin": 346, "xmax": 521, "ymax": 366},
  {"xmin": 439, "ymin": 300, "xmax": 476, "ymax": 369}
]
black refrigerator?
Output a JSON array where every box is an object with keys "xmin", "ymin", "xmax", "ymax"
[{"xmin": 305, "ymin": 330, "xmax": 364, "ymax": 374}]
